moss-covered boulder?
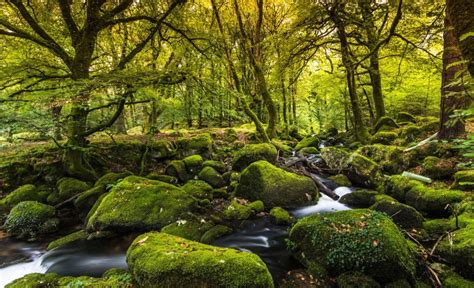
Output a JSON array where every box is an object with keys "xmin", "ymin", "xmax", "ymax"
[
  {"xmin": 294, "ymin": 135, "xmax": 320, "ymax": 151},
  {"xmin": 203, "ymin": 160, "xmax": 227, "ymax": 174},
  {"xmin": 5, "ymin": 273, "xmax": 61, "ymax": 288},
  {"xmin": 86, "ymin": 176, "xmax": 196, "ymax": 232},
  {"xmin": 51, "ymin": 177, "xmax": 90, "ymax": 204},
  {"xmin": 370, "ymin": 200, "xmax": 424, "ymax": 229},
  {"xmin": 235, "ymin": 161, "xmax": 318, "ymax": 208},
  {"xmin": 422, "ymin": 156, "xmax": 457, "ymax": 179},
  {"xmin": 200, "ymin": 225, "xmax": 233, "ymax": 243},
  {"xmin": 400, "ymin": 125, "xmax": 422, "ymax": 143},
  {"xmin": 336, "ymin": 271, "xmax": 381, "ymax": 288},
  {"xmin": 223, "ymin": 199, "xmax": 253, "ymax": 221},
  {"xmin": 328, "ymin": 174, "xmax": 352, "ymax": 187},
  {"xmin": 357, "ymin": 145, "xmax": 408, "ymax": 174},
  {"xmin": 176, "ymin": 133, "xmax": 212, "ymax": 158},
  {"xmin": 397, "ymin": 112, "xmax": 417, "ymax": 124},
  {"xmin": 182, "ymin": 180, "xmax": 214, "ymax": 200},
  {"xmin": 146, "ymin": 173, "xmax": 178, "ymax": 184},
  {"xmin": 405, "ymin": 185, "xmax": 466, "ymax": 216},
  {"xmin": 423, "ymin": 218, "xmax": 453, "ymax": 239},
  {"xmin": 95, "ymin": 171, "xmax": 133, "ymax": 188},
  {"xmin": 340, "ymin": 190, "xmax": 396, "ymax": 208},
  {"xmin": 198, "ymin": 166, "xmax": 225, "ymax": 188},
  {"xmin": 269, "ymin": 207, "xmax": 293, "ymax": 225},
  {"xmin": 438, "ymin": 225, "xmax": 474, "ymax": 280},
  {"xmin": 232, "ymin": 143, "xmax": 277, "ymax": 171},
  {"xmin": 383, "ymin": 175, "xmax": 420, "ymax": 202},
  {"xmin": 0, "ymin": 184, "xmax": 49, "ymax": 216},
  {"xmin": 74, "ymin": 185, "xmax": 107, "ymax": 212},
  {"xmin": 371, "ymin": 131, "xmax": 398, "ymax": 145},
  {"xmin": 453, "ymin": 170, "xmax": 474, "ymax": 191},
  {"xmin": 4, "ymin": 201, "xmax": 59, "ymax": 239},
  {"xmin": 248, "ymin": 200, "xmax": 265, "ymax": 213},
  {"xmin": 126, "ymin": 232, "xmax": 274, "ymax": 288},
  {"xmin": 183, "ymin": 155, "xmax": 204, "ymax": 175},
  {"xmin": 47, "ymin": 230, "xmax": 88, "ymax": 250},
  {"xmin": 224, "ymin": 128, "xmax": 239, "ymax": 142},
  {"xmin": 289, "ymin": 209, "xmax": 416, "ymax": 284},
  {"xmin": 150, "ymin": 139, "xmax": 176, "ymax": 160},
  {"xmin": 165, "ymin": 160, "xmax": 192, "ymax": 182},
  {"xmin": 373, "ymin": 116, "xmax": 399, "ymax": 133},
  {"xmin": 161, "ymin": 218, "xmax": 214, "ymax": 242}
]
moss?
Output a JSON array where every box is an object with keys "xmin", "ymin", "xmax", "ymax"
[
  {"xmin": 271, "ymin": 139, "xmax": 293, "ymax": 156},
  {"xmin": 54, "ymin": 177, "xmax": 90, "ymax": 204},
  {"xmin": 269, "ymin": 207, "xmax": 293, "ymax": 225},
  {"xmin": 397, "ymin": 112, "xmax": 417, "ymax": 123},
  {"xmin": 161, "ymin": 218, "xmax": 214, "ymax": 242},
  {"xmin": 182, "ymin": 180, "xmax": 214, "ymax": 200},
  {"xmin": 94, "ymin": 171, "xmax": 132, "ymax": 188},
  {"xmin": 224, "ymin": 128, "xmax": 239, "ymax": 142},
  {"xmin": 203, "ymin": 160, "xmax": 227, "ymax": 174},
  {"xmin": 150, "ymin": 139, "xmax": 176, "ymax": 160},
  {"xmin": 422, "ymin": 156, "xmax": 457, "ymax": 179},
  {"xmin": 405, "ymin": 185, "xmax": 466, "ymax": 216},
  {"xmin": 438, "ymin": 225, "xmax": 474, "ymax": 279},
  {"xmin": 198, "ymin": 166, "xmax": 225, "ymax": 188},
  {"xmin": 357, "ymin": 144, "xmax": 408, "ymax": 174},
  {"xmin": 232, "ymin": 143, "xmax": 277, "ymax": 171},
  {"xmin": 201, "ymin": 225, "xmax": 233, "ymax": 243},
  {"xmin": 384, "ymin": 279, "xmax": 411, "ymax": 288},
  {"xmin": 4, "ymin": 201, "xmax": 59, "ymax": 239},
  {"xmin": 176, "ymin": 133, "xmax": 212, "ymax": 158},
  {"xmin": 248, "ymin": 200, "xmax": 265, "ymax": 213},
  {"xmin": 224, "ymin": 200, "xmax": 253, "ymax": 221},
  {"xmin": 294, "ymin": 135, "xmax": 320, "ymax": 151},
  {"xmin": 289, "ymin": 209, "xmax": 416, "ymax": 284},
  {"xmin": 370, "ymin": 200, "xmax": 424, "ymax": 229},
  {"xmin": 212, "ymin": 188, "xmax": 228, "ymax": 199},
  {"xmin": 383, "ymin": 175, "xmax": 423, "ymax": 202},
  {"xmin": 456, "ymin": 200, "xmax": 474, "ymax": 228},
  {"xmin": 453, "ymin": 170, "xmax": 474, "ymax": 191},
  {"xmin": 127, "ymin": 232, "xmax": 274, "ymax": 288},
  {"xmin": 443, "ymin": 273, "xmax": 474, "ymax": 288},
  {"xmin": 328, "ymin": 174, "xmax": 352, "ymax": 187},
  {"xmin": 423, "ymin": 218, "xmax": 453, "ymax": 238},
  {"xmin": 74, "ymin": 185, "xmax": 107, "ymax": 211},
  {"xmin": 47, "ymin": 230, "xmax": 88, "ymax": 250},
  {"xmin": 145, "ymin": 173, "xmax": 178, "ymax": 184},
  {"xmin": 340, "ymin": 190, "xmax": 384, "ymax": 208},
  {"xmin": 165, "ymin": 160, "xmax": 192, "ymax": 182},
  {"xmin": 400, "ymin": 125, "xmax": 422, "ymax": 143},
  {"xmin": 336, "ymin": 271, "xmax": 381, "ymax": 288},
  {"xmin": 223, "ymin": 171, "xmax": 239, "ymax": 185},
  {"xmin": 298, "ymin": 146, "xmax": 319, "ymax": 156},
  {"xmin": 87, "ymin": 176, "xmax": 196, "ymax": 232},
  {"xmin": 0, "ymin": 184, "xmax": 48, "ymax": 216},
  {"xmin": 183, "ymin": 155, "xmax": 204, "ymax": 175},
  {"xmin": 373, "ymin": 116, "xmax": 399, "ymax": 133},
  {"xmin": 371, "ymin": 131, "xmax": 398, "ymax": 145},
  {"xmin": 5, "ymin": 272, "xmax": 60, "ymax": 288},
  {"xmin": 236, "ymin": 161, "xmax": 318, "ymax": 208}
]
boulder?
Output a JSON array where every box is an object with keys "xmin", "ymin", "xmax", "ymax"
[
  {"xmin": 176, "ymin": 133, "xmax": 212, "ymax": 158},
  {"xmin": 397, "ymin": 112, "xmax": 417, "ymax": 124},
  {"xmin": 74, "ymin": 185, "xmax": 107, "ymax": 212},
  {"xmin": 165, "ymin": 160, "xmax": 192, "ymax": 182},
  {"xmin": 203, "ymin": 160, "xmax": 227, "ymax": 174},
  {"xmin": 150, "ymin": 140, "xmax": 176, "ymax": 160},
  {"xmin": 4, "ymin": 201, "xmax": 59, "ymax": 239},
  {"xmin": 373, "ymin": 116, "xmax": 399, "ymax": 133},
  {"xmin": 235, "ymin": 161, "xmax": 318, "ymax": 208},
  {"xmin": 340, "ymin": 190, "xmax": 396, "ymax": 208},
  {"xmin": 126, "ymin": 232, "xmax": 274, "ymax": 288},
  {"xmin": 371, "ymin": 132, "xmax": 398, "ymax": 145},
  {"xmin": 405, "ymin": 185, "xmax": 466, "ymax": 216},
  {"xmin": 161, "ymin": 218, "xmax": 214, "ymax": 242},
  {"xmin": 269, "ymin": 207, "xmax": 293, "ymax": 225},
  {"xmin": 198, "ymin": 166, "xmax": 225, "ymax": 188},
  {"xmin": 223, "ymin": 199, "xmax": 253, "ymax": 221},
  {"xmin": 200, "ymin": 225, "xmax": 233, "ymax": 243},
  {"xmin": 453, "ymin": 170, "xmax": 474, "ymax": 191},
  {"xmin": 357, "ymin": 145, "xmax": 409, "ymax": 174},
  {"xmin": 370, "ymin": 200, "xmax": 424, "ymax": 229},
  {"xmin": 87, "ymin": 176, "xmax": 196, "ymax": 232},
  {"xmin": 438, "ymin": 225, "xmax": 474, "ymax": 280},
  {"xmin": 0, "ymin": 184, "xmax": 49, "ymax": 216},
  {"xmin": 183, "ymin": 155, "xmax": 204, "ymax": 175},
  {"xmin": 182, "ymin": 180, "xmax": 214, "ymax": 200},
  {"xmin": 422, "ymin": 156, "xmax": 457, "ymax": 179},
  {"xmin": 232, "ymin": 143, "xmax": 277, "ymax": 171},
  {"xmin": 294, "ymin": 135, "xmax": 320, "ymax": 151},
  {"xmin": 50, "ymin": 177, "xmax": 90, "ymax": 204},
  {"xmin": 328, "ymin": 174, "xmax": 352, "ymax": 187},
  {"xmin": 94, "ymin": 171, "xmax": 133, "ymax": 187},
  {"xmin": 47, "ymin": 230, "xmax": 88, "ymax": 250},
  {"xmin": 289, "ymin": 209, "xmax": 416, "ymax": 284}
]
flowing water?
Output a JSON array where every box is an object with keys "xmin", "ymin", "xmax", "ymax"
[{"xmin": 0, "ymin": 178, "xmax": 352, "ymax": 287}]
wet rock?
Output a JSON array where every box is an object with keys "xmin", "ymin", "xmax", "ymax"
[
  {"xmin": 198, "ymin": 166, "xmax": 225, "ymax": 188},
  {"xmin": 295, "ymin": 135, "xmax": 320, "ymax": 151},
  {"xmin": 161, "ymin": 218, "xmax": 215, "ymax": 242},
  {"xmin": 269, "ymin": 207, "xmax": 293, "ymax": 225},
  {"xmin": 232, "ymin": 143, "xmax": 277, "ymax": 171},
  {"xmin": 126, "ymin": 232, "xmax": 274, "ymax": 288},
  {"xmin": 47, "ymin": 230, "xmax": 88, "ymax": 250},
  {"xmin": 370, "ymin": 200, "xmax": 424, "ymax": 229},
  {"xmin": 223, "ymin": 199, "xmax": 253, "ymax": 221},
  {"xmin": 200, "ymin": 224, "xmax": 233, "ymax": 243}
]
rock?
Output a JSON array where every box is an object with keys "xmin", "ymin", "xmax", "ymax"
[
  {"xmin": 47, "ymin": 230, "xmax": 88, "ymax": 250},
  {"xmin": 176, "ymin": 133, "xmax": 212, "ymax": 158},
  {"xmin": 383, "ymin": 175, "xmax": 420, "ymax": 202},
  {"xmin": 161, "ymin": 218, "xmax": 214, "ymax": 242},
  {"xmin": 289, "ymin": 209, "xmax": 416, "ymax": 283},
  {"xmin": 200, "ymin": 225, "xmax": 233, "ymax": 243},
  {"xmin": 95, "ymin": 171, "xmax": 133, "ymax": 187},
  {"xmin": 212, "ymin": 188, "xmax": 229, "ymax": 199},
  {"xmin": 373, "ymin": 116, "xmax": 399, "ymax": 133},
  {"xmin": 423, "ymin": 218, "xmax": 453, "ymax": 239},
  {"xmin": 150, "ymin": 139, "xmax": 176, "ymax": 160},
  {"xmin": 340, "ymin": 190, "xmax": 396, "ymax": 208},
  {"xmin": 336, "ymin": 271, "xmax": 381, "ymax": 288},
  {"xmin": 294, "ymin": 135, "xmax": 320, "ymax": 151},
  {"xmin": 0, "ymin": 184, "xmax": 48, "ymax": 216},
  {"xmin": 183, "ymin": 155, "xmax": 204, "ymax": 175},
  {"xmin": 224, "ymin": 128, "xmax": 239, "ymax": 142},
  {"xmin": 248, "ymin": 200, "xmax": 265, "ymax": 213},
  {"xmin": 422, "ymin": 156, "xmax": 457, "ymax": 179},
  {"xmin": 453, "ymin": 170, "xmax": 474, "ymax": 191},
  {"xmin": 126, "ymin": 232, "xmax": 274, "ymax": 288},
  {"xmin": 165, "ymin": 160, "xmax": 191, "ymax": 182},
  {"xmin": 203, "ymin": 160, "xmax": 227, "ymax": 174},
  {"xmin": 74, "ymin": 185, "xmax": 107, "ymax": 212},
  {"xmin": 269, "ymin": 207, "xmax": 293, "ymax": 225},
  {"xmin": 357, "ymin": 145, "xmax": 409, "ymax": 174},
  {"xmin": 146, "ymin": 173, "xmax": 178, "ymax": 184},
  {"xmin": 235, "ymin": 161, "xmax": 318, "ymax": 208},
  {"xmin": 457, "ymin": 200, "xmax": 474, "ymax": 228},
  {"xmin": 5, "ymin": 273, "xmax": 60, "ymax": 288},
  {"xmin": 328, "ymin": 174, "xmax": 352, "ymax": 187},
  {"xmin": 52, "ymin": 177, "xmax": 90, "ymax": 204},
  {"xmin": 399, "ymin": 125, "xmax": 422, "ymax": 143},
  {"xmin": 370, "ymin": 200, "xmax": 424, "ymax": 229},
  {"xmin": 198, "ymin": 166, "xmax": 225, "ymax": 188},
  {"xmin": 4, "ymin": 201, "xmax": 59, "ymax": 239},
  {"xmin": 405, "ymin": 185, "xmax": 466, "ymax": 216},
  {"xmin": 232, "ymin": 143, "xmax": 277, "ymax": 171},
  {"xmin": 86, "ymin": 176, "xmax": 196, "ymax": 232},
  {"xmin": 371, "ymin": 131, "xmax": 398, "ymax": 145},
  {"xmin": 438, "ymin": 225, "xmax": 474, "ymax": 280},
  {"xmin": 397, "ymin": 112, "xmax": 417, "ymax": 124},
  {"xmin": 182, "ymin": 180, "xmax": 214, "ymax": 200},
  {"xmin": 224, "ymin": 199, "xmax": 253, "ymax": 221},
  {"xmin": 298, "ymin": 146, "xmax": 319, "ymax": 156}
]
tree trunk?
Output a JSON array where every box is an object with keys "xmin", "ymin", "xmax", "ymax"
[
  {"xmin": 369, "ymin": 49, "xmax": 385, "ymax": 120},
  {"xmin": 439, "ymin": 16, "xmax": 469, "ymax": 139}
]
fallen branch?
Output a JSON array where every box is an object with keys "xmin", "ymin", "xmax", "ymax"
[
  {"xmin": 301, "ymin": 168, "xmax": 339, "ymax": 200},
  {"xmin": 403, "ymin": 132, "xmax": 438, "ymax": 152}
]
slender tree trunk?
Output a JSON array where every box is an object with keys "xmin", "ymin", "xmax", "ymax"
[
  {"xmin": 369, "ymin": 49, "xmax": 385, "ymax": 120},
  {"xmin": 439, "ymin": 16, "xmax": 469, "ymax": 139}
]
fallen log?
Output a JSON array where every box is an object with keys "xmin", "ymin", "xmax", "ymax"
[{"xmin": 301, "ymin": 168, "xmax": 339, "ymax": 201}]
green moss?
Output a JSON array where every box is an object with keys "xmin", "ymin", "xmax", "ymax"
[
  {"xmin": 339, "ymin": 190, "xmax": 387, "ymax": 208},
  {"xmin": 161, "ymin": 218, "xmax": 214, "ymax": 241},
  {"xmin": 165, "ymin": 160, "xmax": 191, "ymax": 182},
  {"xmin": 223, "ymin": 171, "xmax": 239, "ymax": 185},
  {"xmin": 146, "ymin": 173, "xmax": 178, "ymax": 184},
  {"xmin": 289, "ymin": 209, "xmax": 416, "ymax": 284},
  {"xmin": 236, "ymin": 161, "xmax": 318, "ymax": 208},
  {"xmin": 87, "ymin": 176, "xmax": 196, "ymax": 232},
  {"xmin": 384, "ymin": 279, "xmax": 411, "ymax": 288},
  {"xmin": 47, "ymin": 230, "xmax": 88, "ymax": 250},
  {"xmin": 370, "ymin": 200, "xmax": 424, "ymax": 229},
  {"xmin": 151, "ymin": 139, "xmax": 176, "ymax": 160},
  {"xmin": 203, "ymin": 160, "xmax": 227, "ymax": 174},
  {"xmin": 357, "ymin": 144, "xmax": 408, "ymax": 174},
  {"xmin": 400, "ymin": 125, "xmax": 422, "ymax": 143},
  {"xmin": 200, "ymin": 225, "xmax": 233, "ymax": 244},
  {"xmin": 298, "ymin": 146, "xmax": 319, "ymax": 156},
  {"xmin": 5, "ymin": 272, "xmax": 60, "ymax": 288},
  {"xmin": 373, "ymin": 116, "xmax": 399, "ymax": 133},
  {"xmin": 0, "ymin": 184, "xmax": 48, "ymax": 216},
  {"xmin": 54, "ymin": 177, "xmax": 90, "ymax": 204},
  {"xmin": 294, "ymin": 135, "xmax": 320, "ymax": 151},
  {"xmin": 176, "ymin": 133, "xmax": 212, "ymax": 158},
  {"xmin": 371, "ymin": 131, "xmax": 398, "ymax": 145},
  {"xmin": 182, "ymin": 180, "xmax": 214, "ymax": 200},
  {"xmin": 269, "ymin": 207, "xmax": 293, "ymax": 225},
  {"xmin": 383, "ymin": 175, "xmax": 423, "ymax": 202},
  {"xmin": 422, "ymin": 156, "xmax": 457, "ymax": 179},
  {"xmin": 397, "ymin": 112, "xmax": 417, "ymax": 123},
  {"xmin": 94, "ymin": 171, "xmax": 132, "ymax": 188},
  {"xmin": 183, "ymin": 155, "xmax": 204, "ymax": 174},
  {"xmin": 224, "ymin": 128, "xmax": 239, "ymax": 142},
  {"xmin": 4, "ymin": 201, "xmax": 58, "ymax": 239},
  {"xmin": 212, "ymin": 188, "xmax": 228, "ymax": 199},
  {"xmin": 248, "ymin": 200, "xmax": 265, "ymax": 213},
  {"xmin": 405, "ymin": 185, "xmax": 466, "ymax": 216},
  {"xmin": 198, "ymin": 166, "xmax": 225, "ymax": 188},
  {"xmin": 336, "ymin": 271, "xmax": 381, "ymax": 288},
  {"xmin": 456, "ymin": 200, "xmax": 474, "ymax": 228},
  {"xmin": 232, "ymin": 143, "xmax": 277, "ymax": 171},
  {"xmin": 438, "ymin": 225, "xmax": 474, "ymax": 279},
  {"xmin": 443, "ymin": 273, "xmax": 474, "ymax": 288},
  {"xmin": 328, "ymin": 174, "xmax": 352, "ymax": 187},
  {"xmin": 453, "ymin": 170, "xmax": 474, "ymax": 191},
  {"xmin": 127, "ymin": 232, "xmax": 274, "ymax": 288},
  {"xmin": 74, "ymin": 185, "xmax": 107, "ymax": 211},
  {"xmin": 224, "ymin": 200, "xmax": 253, "ymax": 221},
  {"xmin": 422, "ymin": 218, "xmax": 453, "ymax": 238}
]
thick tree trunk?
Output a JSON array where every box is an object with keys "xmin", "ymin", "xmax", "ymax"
[
  {"xmin": 439, "ymin": 16, "xmax": 469, "ymax": 139},
  {"xmin": 369, "ymin": 50, "xmax": 385, "ymax": 120}
]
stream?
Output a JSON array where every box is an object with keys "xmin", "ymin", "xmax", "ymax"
[{"xmin": 0, "ymin": 181, "xmax": 352, "ymax": 287}]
